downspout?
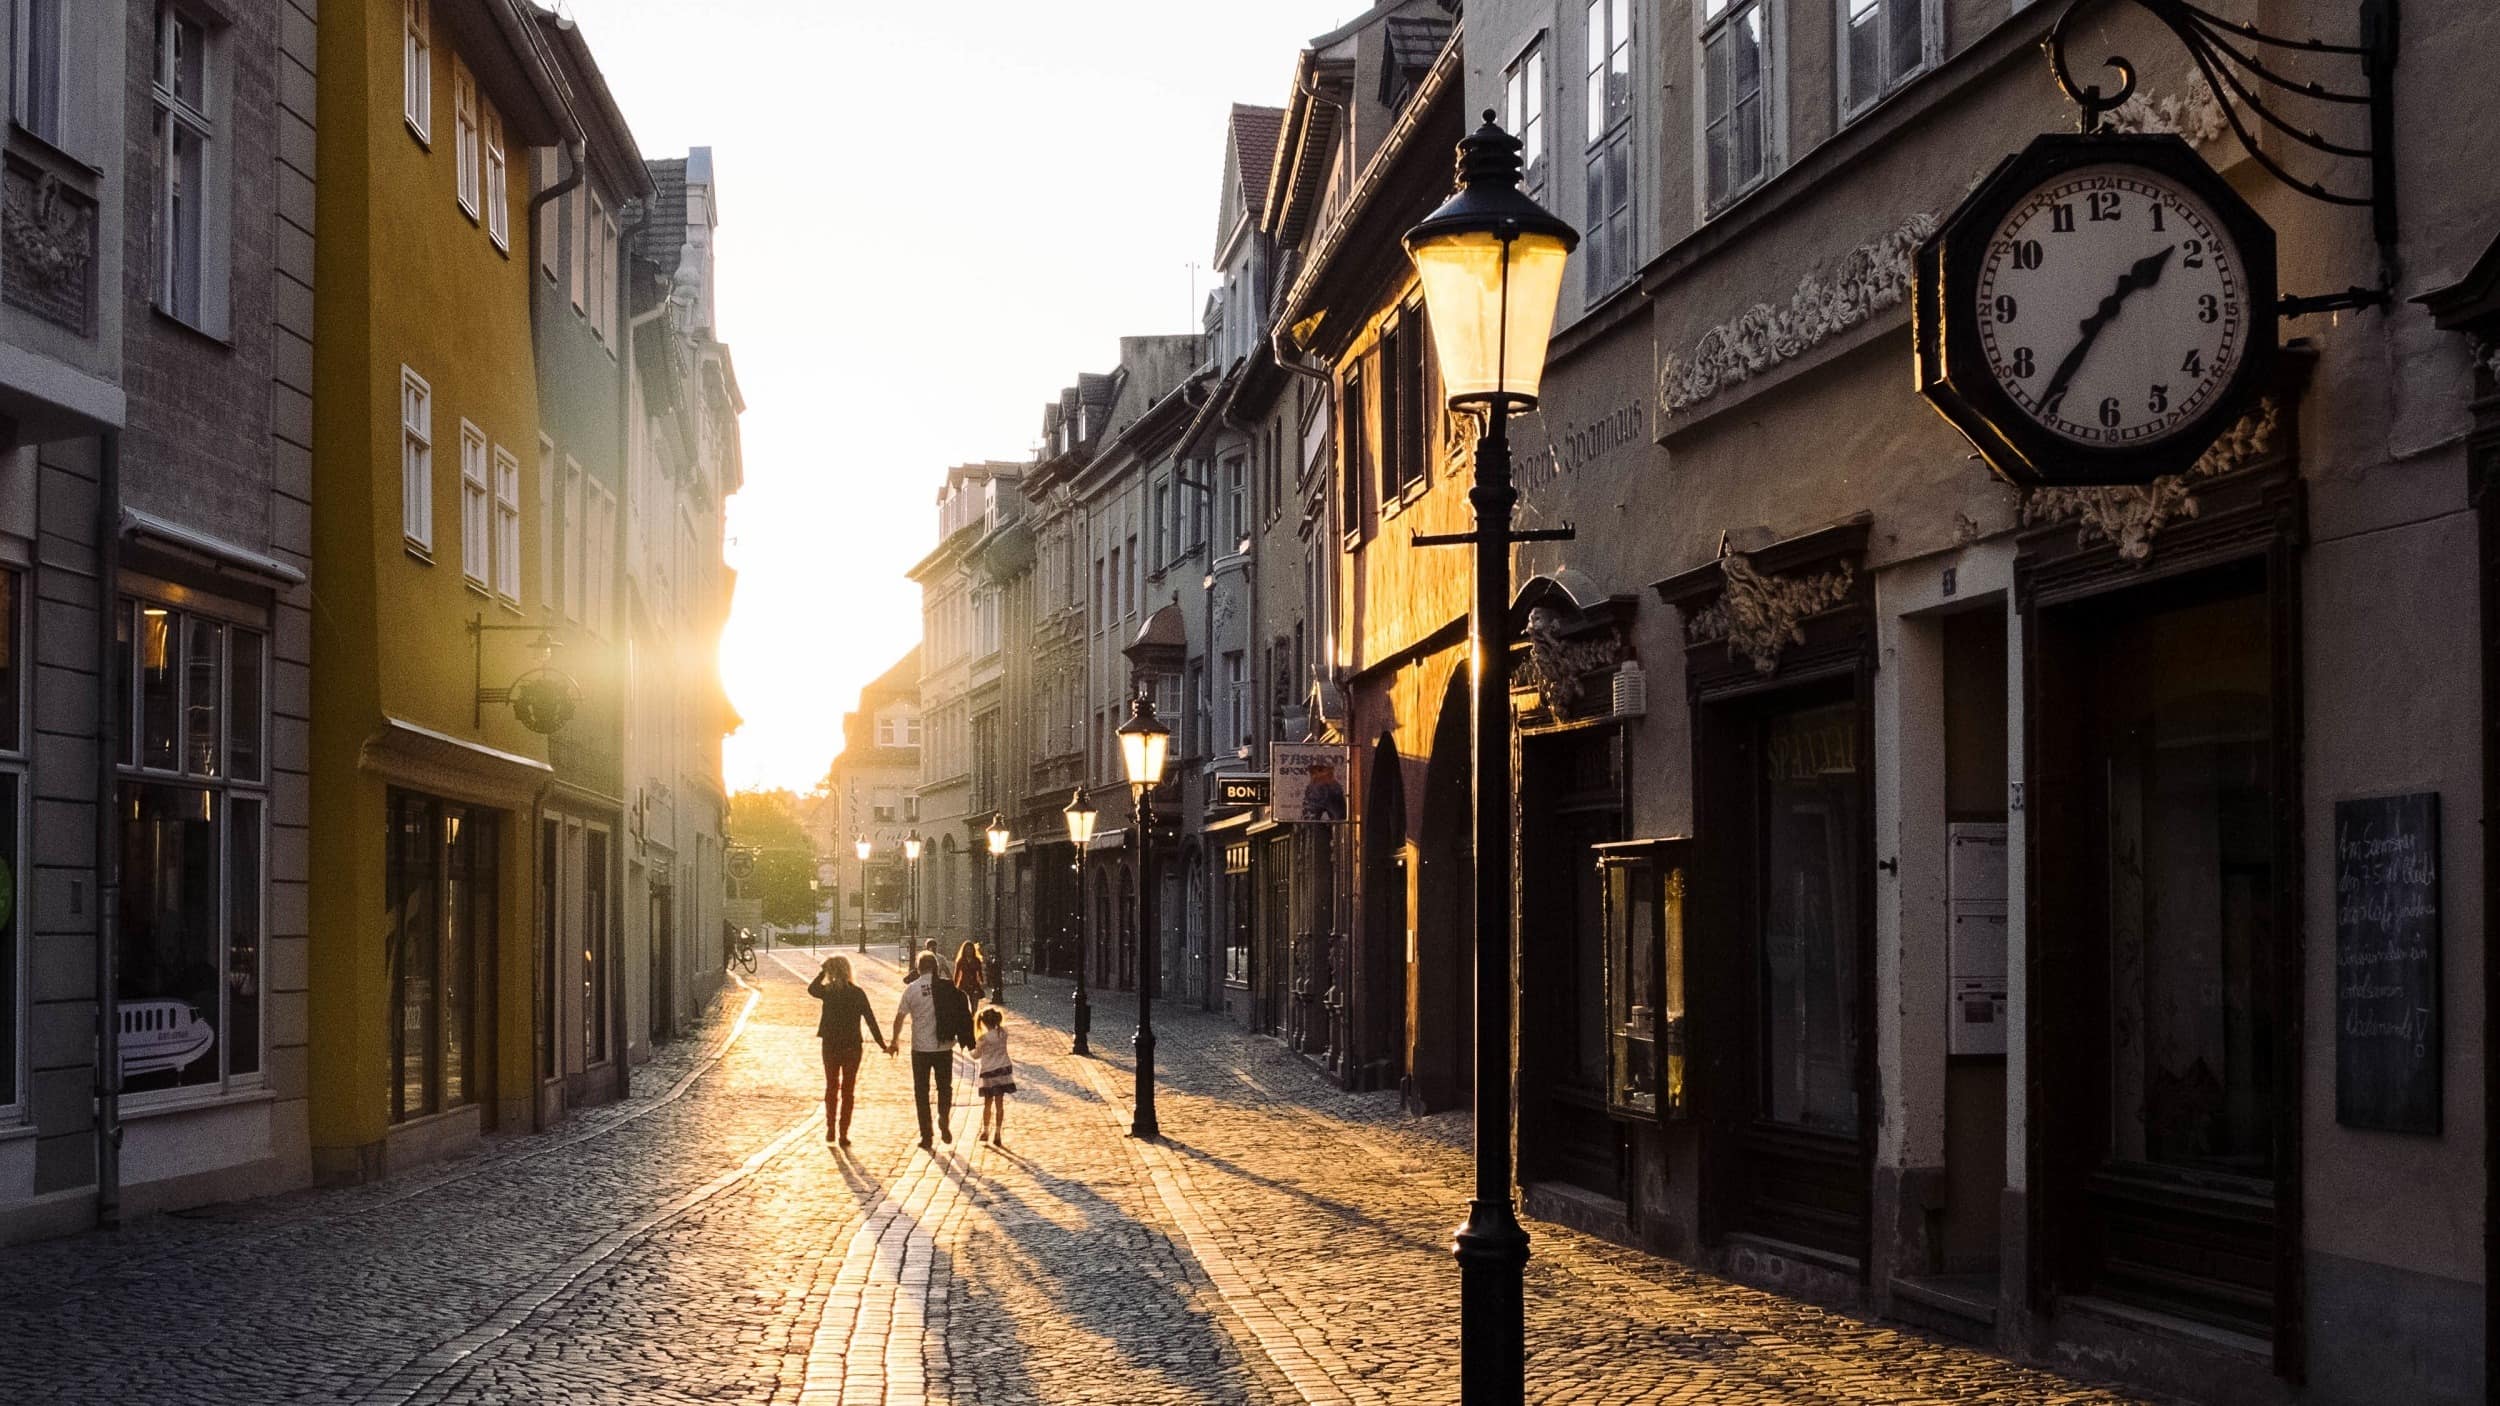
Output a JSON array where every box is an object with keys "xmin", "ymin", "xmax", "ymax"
[
  {"xmin": 620, "ymin": 208, "xmax": 678, "ymax": 1050},
  {"xmin": 527, "ymin": 143, "xmax": 588, "ymax": 335},
  {"xmin": 609, "ymin": 198, "xmax": 658, "ymax": 1096},
  {"xmin": 94, "ymin": 429, "xmax": 122, "ymax": 1228}
]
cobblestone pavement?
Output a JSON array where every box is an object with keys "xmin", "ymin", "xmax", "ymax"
[{"xmin": 0, "ymin": 946, "xmax": 2172, "ymax": 1404}]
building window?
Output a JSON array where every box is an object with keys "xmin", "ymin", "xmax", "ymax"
[
  {"xmin": 1839, "ymin": 0, "xmax": 1933, "ymax": 117},
  {"xmin": 1151, "ymin": 480, "xmax": 1170, "ymax": 567},
  {"xmin": 537, "ymin": 150, "xmax": 558, "ymax": 279},
  {"xmin": 14, "ymin": 0, "xmax": 65, "ymax": 148},
  {"xmin": 536, "ymin": 435, "xmax": 556, "ymax": 605},
  {"xmin": 600, "ymin": 213, "xmax": 620, "ymax": 342},
  {"xmin": 1506, "ymin": 39, "xmax": 1547, "ymax": 199},
  {"xmin": 1381, "ymin": 305, "xmax": 1430, "ymax": 500},
  {"xmin": 567, "ymin": 188, "xmax": 585, "ymax": 311},
  {"xmin": 116, "ymin": 601, "xmax": 268, "ymax": 1098},
  {"xmin": 401, "ymin": 368, "xmax": 433, "ymax": 552},
  {"xmin": 583, "ymin": 828, "xmax": 608, "ymax": 1065},
  {"xmin": 482, "ymin": 102, "xmax": 508, "ymax": 249},
  {"xmin": 583, "ymin": 481, "xmax": 616, "ymax": 635},
  {"xmin": 452, "ymin": 59, "xmax": 478, "ymax": 216},
  {"xmin": 1223, "ymin": 651, "xmax": 1248, "ymax": 756},
  {"xmin": 1223, "ymin": 455, "xmax": 1247, "ymax": 548},
  {"xmin": 585, "ymin": 192, "xmax": 607, "ymax": 336},
  {"xmin": 1701, "ymin": 0, "xmax": 1772, "ymax": 211},
  {"xmin": 402, "ymin": 0, "xmax": 429, "ymax": 141},
  {"xmin": 459, "ymin": 422, "xmax": 489, "ymax": 588},
  {"xmin": 1224, "ymin": 842, "xmax": 1251, "ymax": 985},
  {"xmin": 0, "ymin": 572, "xmax": 21, "ymax": 1111},
  {"xmin": 388, "ymin": 791, "xmax": 496, "ymax": 1122},
  {"xmin": 1341, "ymin": 366, "xmax": 1369, "ymax": 537},
  {"xmin": 1585, "ymin": 0, "xmax": 1635, "ymax": 296},
  {"xmin": 492, "ymin": 444, "xmax": 521, "ymax": 604},
  {"xmin": 561, "ymin": 458, "xmax": 584, "ymax": 620},
  {"xmin": 151, "ymin": 5, "xmax": 220, "ymax": 333}
]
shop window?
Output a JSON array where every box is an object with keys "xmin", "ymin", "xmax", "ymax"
[
  {"xmin": 1599, "ymin": 837, "xmax": 1691, "ymax": 1118},
  {"xmin": 1224, "ymin": 841, "xmax": 1251, "ymax": 986},
  {"xmin": 1760, "ymin": 698, "xmax": 1862, "ymax": 1134},
  {"xmin": 584, "ymin": 828, "xmax": 608, "ymax": 1066},
  {"xmin": 388, "ymin": 791, "xmax": 497, "ymax": 1121},
  {"xmin": 116, "ymin": 600, "xmax": 268, "ymax": 1096}
]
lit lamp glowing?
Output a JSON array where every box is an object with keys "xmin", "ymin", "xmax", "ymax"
[
  {"xmin": 985, "ymin": 812, "xmax": 1011, "ymax": 1003},
  {"xmin": 1402, "ymin": 109, "xmax": 1578, "ymax": 1406},
  {"xmin": 1063, "ymin": 788, "xmax": 1098, "ymax": 1055}
]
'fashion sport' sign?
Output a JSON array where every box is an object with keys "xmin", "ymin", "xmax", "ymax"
[{"xmin": 1269, "ymin": 744, "xmax": 1349, "ymax": 825}]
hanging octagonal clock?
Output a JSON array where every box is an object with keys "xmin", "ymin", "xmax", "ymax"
[{"xmin": 1917, "ymin": 131, "xmax": 2276, "ymax": 487}]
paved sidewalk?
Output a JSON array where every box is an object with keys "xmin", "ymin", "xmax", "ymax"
[{"xmin": 0, "ymin": 945, "xmax": 2169, "ymax": 1404}]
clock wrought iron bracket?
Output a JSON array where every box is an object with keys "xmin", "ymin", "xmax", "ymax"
[{"xmin": 2046, "ymin": 0, "xmax": 2398, "ymax": 317}]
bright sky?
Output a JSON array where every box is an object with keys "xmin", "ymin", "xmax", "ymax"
[{"xmin": 564, "ymin": 0, "xmax": 1371, "ymax": 793}]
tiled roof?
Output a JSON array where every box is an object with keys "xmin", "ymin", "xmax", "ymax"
[
  {"xmin": 635, "ymin": 157, "xmax": 688, "ymax": 269},
  {"xmin": 1382, "ymin": 15, "xmax": 1453, "ymax": 105},
  {"xmin": 1230, "ymin": 104, "xmax": 1285, "ymax": 208}
]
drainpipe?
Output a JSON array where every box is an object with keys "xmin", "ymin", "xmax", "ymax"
[
  {"xmin": 93, "ymin": 429, "xmax": 122, "ymax": 1229},
  {"xmin": 527, "ymin": 143, "xmax": 588, "ymax": 341},
  {"xmin": 608, "ymin": 198, "xmax": 658, "ymax": 1098},
  {"xmin": 619, "ymin": 202, "xmax": 678, "ymax": 1052}
]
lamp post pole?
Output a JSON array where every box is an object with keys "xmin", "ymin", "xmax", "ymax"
[
  {"xmin": 855, "ymin": 838, "xmax": 871, "ymax": 955},
  {"xmin": 1129, "ymin": 776, "xmax": 1160, "ymax": 1139},
  {"xmin": 1114, "ymin": 614, "xmax": 1179, "ymax": 1140},
  {"xmin": 1401, "ymin": 113, "xmax": 1578, "ymax": 1406},
  {"xmin": 1065, "ymin": 789, "xmax": 1097, "ymax": 1056},
  {"xmin": 986, "ymin": 815, "xmax": 1010, "ymax": 1005}
]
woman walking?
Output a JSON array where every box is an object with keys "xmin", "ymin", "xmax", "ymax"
[
  {"xmin": 952, "ymin": 940, "xmax": 988, "ymax": 1002},
  {"xmin": 808, "ymin": 956, "xmax": 888, "ymax": 1148},
  {"xmin": 973, "ymin": 1007, "xmax": 1016, "ymax": 1147}
]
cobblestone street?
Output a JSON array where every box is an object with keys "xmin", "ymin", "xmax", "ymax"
[{"xmin": 0, "ymin": 951, "xmax": 2169, "ymax": 1404}]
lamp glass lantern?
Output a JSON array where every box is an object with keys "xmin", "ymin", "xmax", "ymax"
[
  {"xmin": 1062, "ymin": 789, "xmax": 1098, "ymax": 847},
  {"xmin": 903, "ymin": 832, "xmax": 922, "ymax": 862},
  {"xmin": 1116, "ymin": 707, "xmax": 1172, "ymax": 791},
  {"xmin": 985, "ymin": 813, "xmax": 1011, "ymax": 857},
  {"xmin": 854, "ymin": 836, "xmax": 872, "ymax": 863},
  {"xmin": 1403, "ymin": 111, "xmax": 1579, "ymax": 409}
]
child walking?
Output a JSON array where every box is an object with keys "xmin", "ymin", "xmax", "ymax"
[{"xmin": 973, "ymin": 1007, "xmax": 1015, "ymax": 1147}]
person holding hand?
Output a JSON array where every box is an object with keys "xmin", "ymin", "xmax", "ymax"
[{"xmin": 808, "ymin": 955, "xmax": 886, "ymax": 1148}]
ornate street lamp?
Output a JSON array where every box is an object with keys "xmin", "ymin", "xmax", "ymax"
[
  {"xmin": 903, "ymin": 830, "xmax": 923, "ymax": 956},
  {"xmin": 1062, "ymin": 788, "xmax": 1098, "ymax": 1056},
  {"xmin": 1116, "ymin": 695, "xmax": 1172, "ymax": 1141},
  {"xmin": 854, "ymin": 836, "xmax": 872, "ymax": 954},
  {"xmin": 985, "ymin": 812, "xmax": 1011, "ymax": 1004},
  {"xmin": 1403, "ymin": 110, "xmax": 1577, "ymax": 1406}
]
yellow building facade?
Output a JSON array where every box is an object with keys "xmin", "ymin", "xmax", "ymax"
[{"xmin": 309, "ymin": 0, "xmax": 575, "ymax": 1181}]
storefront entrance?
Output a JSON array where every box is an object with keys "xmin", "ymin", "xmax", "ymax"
[
  {"xmin": 2030, "ymin": 557, "xmax": 2292, "ymax": 1342},
  {"xmin": 1518, "ymin": 727, "xmax": 1627, "ymax": 1201}
]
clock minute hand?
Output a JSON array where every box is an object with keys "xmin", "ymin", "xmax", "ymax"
[{"xmin": 2038, "ymin": 245, "xmax": 2177, "ymax": 419}]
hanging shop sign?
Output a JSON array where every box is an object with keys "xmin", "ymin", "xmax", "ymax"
[
  {"xmin": 1915, "ymin": 130, "xmax": 2277, "ymax": 487},
  {"xmin": 1217, "ymin": 773, "xmax": 1272, "ymax": 808},
  {"xmin": 1914, "ymin": 0, "xmax": 2398, "ymax": 488},
  {"xmin": 1269, "ymin": 744, "xmax": 1349, "ymax": 825}
]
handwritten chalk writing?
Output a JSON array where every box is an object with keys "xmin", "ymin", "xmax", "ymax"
[{"xmin": 2333, "ymin": 793, "xmax": 2441, "ymax": 1134}]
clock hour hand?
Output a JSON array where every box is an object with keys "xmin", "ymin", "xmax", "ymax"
[{"xmin": 2038, "ymin": 245, "xmax": 2176, "ymax": 419}]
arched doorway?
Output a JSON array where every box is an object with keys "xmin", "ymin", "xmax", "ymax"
[
  {"xmin": 1359, "ymin": 733, "xmax": 1408, "ymax": 1092},
  {"xmin": 1411, "ymin": 668, "xmax": 1474, "ymax": 1112}
]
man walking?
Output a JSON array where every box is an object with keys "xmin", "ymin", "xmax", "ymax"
[{"xmin": 889, "ymin": 951, "xmax": 973, "ymax": 1150}]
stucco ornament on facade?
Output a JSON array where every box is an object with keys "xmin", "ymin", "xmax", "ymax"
[
  {"xmin": 1656, "ymin": 214, "xmax": 1939, "ymax": 421},
  {"xmin": 1519, "ymin": 606, "xmax": 1628, "ymax": 719},
  {"xmin": 1686, "ymin": 552, "xmax": 1857, "ymax": 676},
  {"xmin": 2, "ymin": 169, "xmax": 91, "ymax": 301},
  {"xmin": 2101, "ymin": 76, "xmax": 2229, "ymax": 148},
  {"xmin": 2018, "ymin": 400, "xmax": 2281, "ymax": 562}
]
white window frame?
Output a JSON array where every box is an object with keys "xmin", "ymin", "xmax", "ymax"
[
  {"xmin": 561, "ymin": 457, "xmax": 584, "ymax": 621},
  {"xmin": 402, "ymin": 0, "xmax": 430, "ymax": 143},
  {"xmin": 401, "ymin": 367, "xmax": 433, "ymax": 553},
  {"xmin": 1697, "ymin": 0, "xmax": 1783, "ymax": 216},
  {"xmin": 482, "ymin": 99, "xmax": 509, "ymax": 250},
  {"xmin": 1504, "ymin": 37, "xmax": 1548, "ymax": 201},
  {"xmin": 601, "ymin": 212, "xmax": 620, "ymax": 345},
  {"xmin": 1836, "ymin": 0, "xmax": 1941, "ymax": 119},
  {"xmin": 491, "ymin": 444, "xmax": 521, "ymax": 604},
  {"xmin": 452, "ymin": 58, "xmax": 478, "ymax": 218},
  {"xmin": 568, "ymin": 189, "xmax": 585, "ymax": 311},
  {"xmin": 151, "ymin": 3, "xmax": 227, "ymax": 336},
  {"xmin": 458, "ymin": 421, "xmax": 489, "ymax": 588},
  {"xmin": 537, "ymin": 434, "xmax": 556, "ymax": 606},
  {"xmin": 585, "ymin": 480, "xmax": 617, "ymax": 635}
]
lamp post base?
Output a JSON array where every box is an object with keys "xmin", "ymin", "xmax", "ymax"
[
  {"xmin": 1131, "ymin": 1028, "xmax": 1159, "ymax": 1139},
  {"xmin": 1454, "ymin": 1199, "xmax": 1530, "ymax": 1404},
  {"xmin": 1072, "ymin": 993, "xmax": 1092, "ymax": 1056}
]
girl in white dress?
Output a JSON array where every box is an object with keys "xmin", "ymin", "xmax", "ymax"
[{"xmin": 974, "ymin": 1007, "xmax": 1015, "ymax": 1147}]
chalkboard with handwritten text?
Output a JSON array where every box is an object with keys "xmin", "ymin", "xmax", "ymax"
[{"xmin": 2334, "ymin": 792, "xmax": 2441, "ymax": 1134}]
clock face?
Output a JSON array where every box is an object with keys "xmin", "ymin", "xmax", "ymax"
[{"xmin": 1974, "ymin": 164, "xmax": 2248, "ymax": 448}]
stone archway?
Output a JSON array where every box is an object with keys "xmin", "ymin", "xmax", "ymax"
[
  {"xmin": 1410, "ymin": 668, "xmax": 1474, "ymax": 1112},
  {"xmin": 1358, "ymin": 733, "xmax": 1408, "ymax": 1092}
]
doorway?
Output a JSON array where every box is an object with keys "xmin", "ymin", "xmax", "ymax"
[{"xmin": 1518, "ymin": 726, "xmax": 1627, "ymax": 1201}]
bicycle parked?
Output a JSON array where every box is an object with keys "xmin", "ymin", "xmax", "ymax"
[{"xmin": 725, "ymin": 924, "xmax": 757, "ymax": 975}]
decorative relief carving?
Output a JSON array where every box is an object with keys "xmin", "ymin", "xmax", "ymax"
[
  {"xmin": 2473, "ymin": 336, "xmax": 2500, "ymax": 385},
  {"xmin": 2103, "ymin": 76, "xmax": 2229, "ymax": 148},
  {"xmin": 2017, "ymin": 400, "xmax": 2282, "ymax": 562},
  {"xmin": 1686, "ymin": 552, "xmax": 1857, "ymax": 676},
  {"xmin": 1519, "ymin": 606, "xmax": 1628, "ymax": 719},
  {"xmin": 1656, "ymin": 213, "xmax": 1938, "ymax": 421},
  {"xmin": 2, "ymin": 163, "xmax": 93, "ymax": 334}
]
